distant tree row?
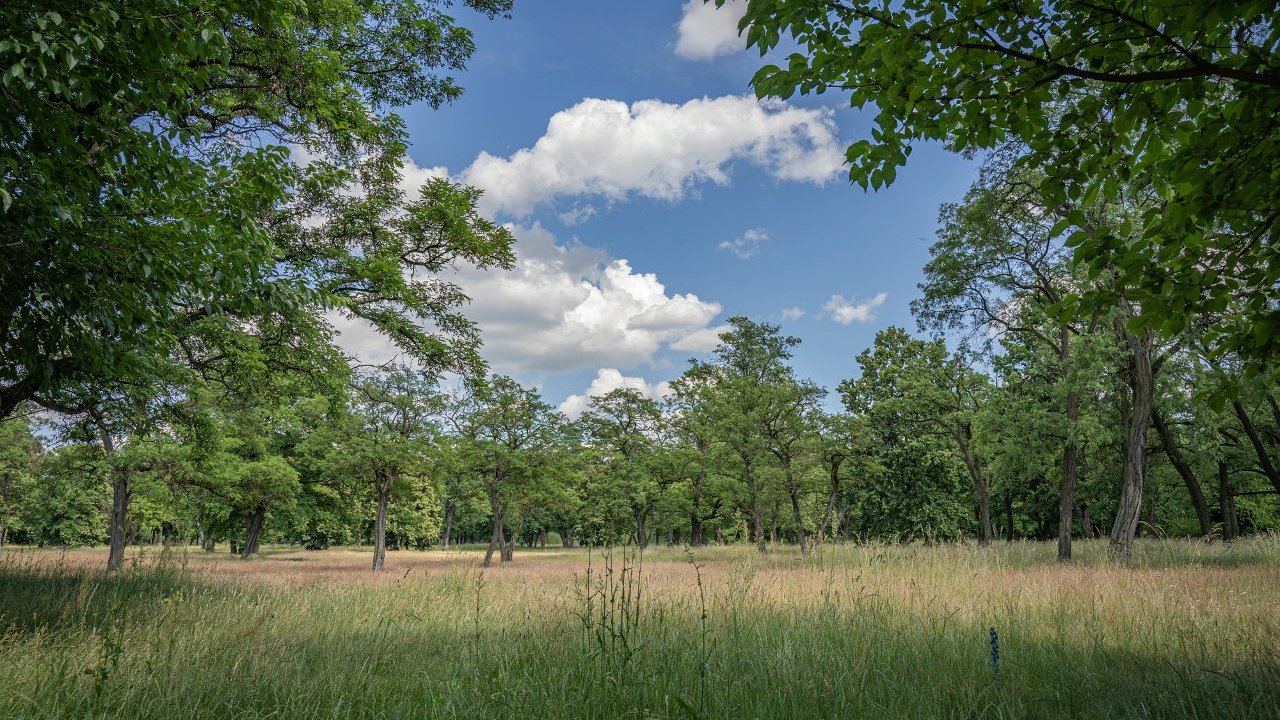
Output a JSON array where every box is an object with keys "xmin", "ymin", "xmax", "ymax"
[{"xmin": 3, "ymin": 1, "xmax": 1277, "ymax": 570}]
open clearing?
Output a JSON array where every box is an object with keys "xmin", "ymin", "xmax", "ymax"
[{"xmin": 2, "ymin": 539, "xmax": 1278, "ymax": 719}]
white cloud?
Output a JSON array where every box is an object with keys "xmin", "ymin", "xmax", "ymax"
[
  {"xmin": 454, "ymin": 224, "xmax": 723, "ymax": 374},
  {"xmin": 558, "ymin": 368, "xmax": 674, "ymax": 419},
  {"xmin": 824, "ymin": 293, "xmax": 888, "ymax": 324},
  {"xmin": 675, "ymin": 0, "xmax": 749, "ymax": 60},
  {"xmin": 781, "ymin": 307, "xmax": 805, "ymax": 320},
  {"xmin": 670, "ymin": 323, "xmax": 730, "ymax": 353},
  {"xmin": 719, "ymin": 227, "xmax": 768, "ymax": 259},
  {"xmin": 399, "ymin": 157, "xmax": 450, "ymax": 199},
  {"xmin": 459, "ymin": 95, "xmax": 843, "ymax": 217}
]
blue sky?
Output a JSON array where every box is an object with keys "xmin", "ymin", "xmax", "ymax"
[{"xmin": 343, "ymin": 0, "xmax": 979, "ymax": 414}]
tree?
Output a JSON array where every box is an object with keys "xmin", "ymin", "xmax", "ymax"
[
  {"xmin": 745, "ymin": 0, "xmax": 1280, "ymax": 367},
  {"xmin": 758, "ymin": 376, "xmax": 824, "ymax": 555},
  {"xmin": 704, "ymin": 317, "xmax": 801, "ymax": 553},
  {"xmin": 579, "ymin": 388, "xmax": 663, "ymax": 548},
  {"xmin": 460, "ymin": 376, "xmax": 564, "ymax": 567},
  {"xmin": 0, "ymin": 0, "xmax": 513, "ymax": 418},
  {"xmin": 840, "ymin": 328, "xmax": 995, "ymax": 545},
  {"xmin": 344, "ymin": 366, "xmax": 442, "ymax": 572}
]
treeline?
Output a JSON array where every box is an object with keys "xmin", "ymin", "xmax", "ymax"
[
  {"xmin": 3, "ymin": 1, "xmax": 1278, "ymax": 572},
  {"xmin": 4, "ymin": 244, "xmax": 1277, "ymax": 570}
]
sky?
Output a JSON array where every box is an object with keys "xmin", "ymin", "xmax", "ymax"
[{"xmin": 337, "ymin": 0, "xmax": 980, "ymax": 416}]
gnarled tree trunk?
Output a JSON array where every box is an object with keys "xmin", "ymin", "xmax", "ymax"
[
  {"xmin": 1109, "ymin": 325, "xmax": 1154, "ymax": 562},
  {"xmin": 242, "ymin": 505, "xmax": 266, "ymax": 557}
]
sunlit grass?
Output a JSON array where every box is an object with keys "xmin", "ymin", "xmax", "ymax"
[{"xmin": 1, "ymin": 537, "xmax": 1277, "ymax": 719}]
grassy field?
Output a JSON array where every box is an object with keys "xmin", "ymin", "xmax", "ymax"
[{"xmin": 1, "ymin": 539, "xmax": 1278, "ymax": 719}]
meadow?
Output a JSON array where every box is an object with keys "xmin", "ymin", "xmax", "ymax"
[{"xmin": 1, "ymin": 539, "xmax": 1278, "ymax": 720}]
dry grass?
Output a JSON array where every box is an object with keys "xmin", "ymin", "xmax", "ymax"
[{"xmin": 1, "ymin": 538, "xmax": 1277, "ymax": 719}]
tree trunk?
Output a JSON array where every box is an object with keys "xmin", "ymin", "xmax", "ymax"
[
  {"xmin": 242, "ymin": 505, "xmax": 266, "ymax": 557},
  {"xmin": 633, "ymin": 506, "xmax": 648, "ymax": 549},
  {"xmin": 1004, "ymin": 491, "xmax": 1015, "ymax": 542},
  {"xmin": 818, "ymin": 463, "xmax": 841, "ymax": 545},
  {"xmin": 786, "ymin": 467, "xmax": 807, "ymax": 557},
  {"xmin": 1057, "ymin": 319, "xmax": 1079, "ymax": 561},
  {"xmin": 1233, "ymin": 401, "xmax": 1280, "ymax": 494},
  {"xmin": 441, "ymin": 499, "xmax": 455, "ymax": 551},
  {"xmin": 1080, "ymin": 502, "xmax": 1094, "ymax": 539},
  {"xmin": 1059, "ymin": 391, "xmax": 1080, "ymax": 560},
  {"xmin": 501, "ymin": 522, "xmax": 515, "ymax": 562},
  {"xmin": 1152, "ymin": 408, "xmax": 1212, "ymax": 536},
  {"xmin": 689, "ymin": 471, "xmax": 705, "ymax": 546},
  {"xmin": 96, "ymin": 420, "xmax": 130, "ymax": 574},
  {"xmin": 956, "ymin": 425, "xmax": 992, "ymax": 547},
  {"xmin": 483, "ymin": 491, "xmax": 502, "ymax": 568},
  {"xmin": 745, "ymin": 457, "xmax": 765, "ymax": 554},
  {"xmin": 1218, "ymin": 461, "xmax": 1238, "ymax": 542},
  {"xmin": 372, "ymin": 476, "xmax": 390, "ymax": 572},
  {"xmin": 1109, "ymin": 325, "xmax": 1154, "ymax": 562}
]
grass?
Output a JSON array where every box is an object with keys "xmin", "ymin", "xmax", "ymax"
[{"xmin": 1, "ymin": 538, "xmax": 1278, "ymax": 719}]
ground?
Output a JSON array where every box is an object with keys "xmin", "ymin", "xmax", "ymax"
[{"xmin": 1, "ymin": 539, "xmax": 1277, "ymax": 719}]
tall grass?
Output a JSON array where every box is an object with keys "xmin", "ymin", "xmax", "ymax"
[{"xmin": 1, "ymin": 538, "xmax": 1277, "ymax": 719}]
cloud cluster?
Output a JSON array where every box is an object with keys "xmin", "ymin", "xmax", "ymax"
[
  {"xmin": 824, "ymin": 293, "xmax": 888, "ymax": 324},
  {"xmin": 781, "ymin": 307, "xmax": 805, "ymax": 320},
  {"xmin": 459, "ymin": 95, "xmax": 843, "ymax": 217},
  {"xmin": 674, "ymin": 0, "xmax": 749, "ymax": 60},
  {"xmin": 454, "ymin": 224, "xmax": 723, "ymax": 374},
  {"xmin": 557, "ymin": 368, "xmax": 674, "ymax": 419},
  {"xmin": 719, "ymin": 227, "xmax": 768, "ymax": 259}
]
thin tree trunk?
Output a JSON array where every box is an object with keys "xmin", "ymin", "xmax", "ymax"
[
  {"xmin": 745, "ymin": 456, "xmax": 765, "ymax": 554},
  {"xmin": 633, "ymin": 506, "xmax": 648, "ymax": 549},
  {"xmin": 1057, "ymin": 319, "xmax": 1079, "ymax": 560},
  {"xmin": 1059, "ymin": 391, "xmax": 1080, "ymax": 560},
  {"xmin": 818, "ymin": 463, "xmax": 841, "ymax": 546},
  {"xmin": 1081, "ymin": 502, "xmax": 1094, "ymax": 539},
  {"xmin": 957, "ymin": 426, "xmax": 993, "ymax": 547},
  {"xmin": 1004, "ymin": 491, "xmax": 1014, "ymax": 542},
  {"xmin": 1109, "ymin": 324, "xmax": 1154, "ymax": 562},
  {"xmin": 1152, "ymin": 408, "xmax": 1212, "ymax": 535},
  {"xmin": 1218, "ymin": 461, "xmax": 1238, "ymax": 542},
  {"xmin": 483, "ymin": 490, "xmax": 502, "ymax": 568},
  {"xmin": 372, "ymin": 475, "xmax": 391, "ymax": 572},
  {"xmin": 441, "ymin": 499, "xmax": 455, "ymax": 551},
  {"xmin": 1233, "ymin": 401, "xmax": 1280, "ymax": 494},
  {"xmin": 786, "ymin": 464, "xmax": 806, "ymax": 557},
  {"xmin": 689, "ymin": 471, "xmax": 705, "ymax": 546}
]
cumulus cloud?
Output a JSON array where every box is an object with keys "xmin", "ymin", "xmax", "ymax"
[
  {"xmin": 675, "ymin": 0, "xmax": 749, "ymax": 60},
  {"xmin": 781, "ymin": 307, "xmax": 805, "ymax": 320},
  {"xmin": 557, "ymin": 368, "xmax": 674, "ymax": 419},
  {"xmin": 459, "ymin": 95, "xmax": 843, "ymax": 217},
  {"xmin": 719, "ymin": 227, "xmax": 768, "ymax": 259},
  {"xmin": 452, "ymin": 224, "xmax": 722, "ymax": 374},
  {"xmin": 824, "ymin": 293, "xmax": 888, "ymax": 324}
]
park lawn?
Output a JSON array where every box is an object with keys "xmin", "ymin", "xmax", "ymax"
[{"xmin": 1, "ymin": 539, "xmax": 1277, "ymax": 719}]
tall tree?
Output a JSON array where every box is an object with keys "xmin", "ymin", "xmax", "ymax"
[
  {"xmin": 345, "ymin": 366, "xmax": 442, "ymax": 572},
  {"xmin": 745, "ymin": 0, "xmax": 1280, "ymax": 366},
  {"xmin": 0, "ymin": 0, "xmax": 513, "ymax": 419},
  {"xmin": 579, "ymin": 388, "xmax": 663, "ymax": 548}
]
